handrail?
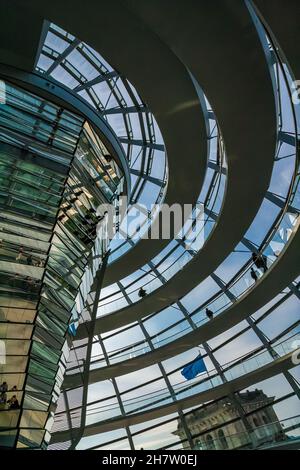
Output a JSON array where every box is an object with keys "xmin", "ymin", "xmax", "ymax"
[
  {"xmin": 68, "ymin": 26, "xmax": 300, "ymax": 369},
  {"xmin": 97, "ymin": 137, "xmax": 226, "ymax": 311},
  {"xmin": 52, "ymin": 332, "xmax": 299, "ymax": 429}
]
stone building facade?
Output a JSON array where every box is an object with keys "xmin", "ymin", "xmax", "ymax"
[{"xmin": 174, "ymin": 389, "xmax": 285, "ymax": 450}]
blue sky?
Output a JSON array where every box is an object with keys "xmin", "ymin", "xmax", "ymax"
[{"xmin": 39, "ymin": 21, "xmax": 300, "ymax": 451}]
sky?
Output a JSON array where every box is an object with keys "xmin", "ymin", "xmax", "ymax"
[{"xmin": 37, "ymin": 20, "xmax": 300, "ymax": 450}]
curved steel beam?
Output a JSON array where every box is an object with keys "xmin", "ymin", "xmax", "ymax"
[
  {"xmin": 50, "ymin": 349, "xmax": 295, "ymax": 443},
  {"xmin": 0, "ymin": 0, "xmax": 208, "ymax": 282},
  {"xmin": 101, "ymin": 0, "xmax": 276, "ymax": 286},
  {"xmin": 253, "ymin": 0, "xmax": 300, "ymax": 78},
  {"xmin": 74, "ymin": 0, "xmax": 276, "ymax": 332},
  {"xmin": 64, "ymin": 228, "xmax": 300, "ymax": 387}
]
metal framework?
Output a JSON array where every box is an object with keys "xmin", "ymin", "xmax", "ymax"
[{"xmin": 0, "ymin": 0, "xmax": 299, "ymax": 452}]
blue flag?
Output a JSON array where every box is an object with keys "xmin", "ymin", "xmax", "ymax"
[
  {"xmin": 68, "ymin": 322, "xmax": 77, "ymax": 336},
  {"xmin": 181, "ymin": 355, "xmax": 207, "ymax": 380}
]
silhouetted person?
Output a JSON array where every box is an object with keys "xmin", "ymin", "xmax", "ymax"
[
  {"xmin": 206, "ymin": 308, "xmax": 214, "ymax": 320},
  {"xmin": 261, "ymin": 254, "xmax": 268, "ymax": 272},
  {"xmin": 104, "ymin": 154, "xmax": 112, "ymax": 162},
  {"xmin": 250, "ymin": 267, "xmax": 258, "ymax": 282},
  {"xmin": 138, "ymin": 287, "xmax": 147, "ymax": 298},
  {"xmin": 0, "ymin": 382, "xmax": 8, "ymax": 393},
  {"xmin": 252, "ymin": 252, "xmax": 259, "ymax": 267},
  {"xmin": 16, "ymin": 250, "xmax": 24, "ymax": 262},
  {"xmin": 276, "ymin": 430, "xmax": 286, "ymax": 442},
  {"xmin": 7, "ymin": 395, "xmax": 19, "ymax": 409},
  {"xmin": 26, "ymin": 254, "xmax": 33, "ymax": 265},
  {"xmin": 252, "ymin": 252, "xmax": 268, "ymax": 273}
]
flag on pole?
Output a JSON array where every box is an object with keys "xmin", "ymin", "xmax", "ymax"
[
  {"xmin": 181, "ymin": 355, "xmax": 207, "ymax": 380},
  {"xmin": 68, "ymin": 322, "xmax": 77, "ymax": 336}
]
